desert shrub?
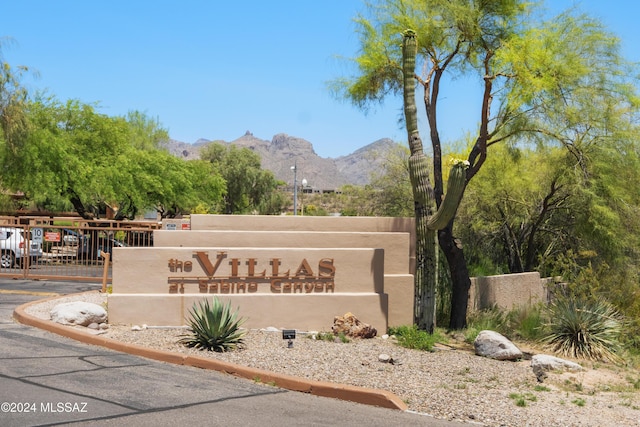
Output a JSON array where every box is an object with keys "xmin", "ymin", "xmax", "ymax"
[
  {"xmin": 179, "ymin": 297, "xmax": 246, "ymax": 352},
  {"xmin": 464, "ymin": 304, "xmax": 548, "ymax": 344},
  {"xmin": 464, "ymin": 306, "xmax": 509, "ymax": 343},
  {"xmin": 311, "ymin": 331, "xmax": 350, "ymax": 343},
  {"xmin": 543, "ymin": 295, "xmax": 623, "ymax": 362},
  {"xmin": 507, "ymin": 304, "xmax": 548, "ymax": 341},
  {"xmin": 388, "ymin": 325, "xmax": 445, "ymax": 351}
]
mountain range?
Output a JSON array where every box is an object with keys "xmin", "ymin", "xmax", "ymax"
[{"xmin": 162, "ymin": 132, "xmax": 399, "ymax": 190}]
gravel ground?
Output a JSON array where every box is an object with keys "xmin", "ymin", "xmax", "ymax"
[{"xmin": 25, "ymin": 292, "xmax": 640, "ymax": 427}]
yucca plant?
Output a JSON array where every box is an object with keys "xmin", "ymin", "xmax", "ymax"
[
  {"xmin": 179, "ymin": 297, "xmax": 247, "ymax": 352},
  {"xmin": 543, "ymin": 296, "xmax": 623, "ymax": 362}
]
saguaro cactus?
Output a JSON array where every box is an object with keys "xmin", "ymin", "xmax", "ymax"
[{"xmin": 402, "ymin": 29, "xmax": 467, "ymax": 332}]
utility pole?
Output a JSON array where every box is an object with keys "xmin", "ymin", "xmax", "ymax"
[{"xmin": 291, "ymin": 162, "xmax": 298, "ymax": 216}]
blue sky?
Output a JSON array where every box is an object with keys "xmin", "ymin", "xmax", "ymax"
[{"xmin": 1, "ymin": 1, "xmax": 638, "ymax": 158}]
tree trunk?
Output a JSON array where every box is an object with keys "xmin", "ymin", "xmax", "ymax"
[
  {"xmin": 67, "ymin": 188, "xmax": 94, "ymax": 220},
  {"xmin": 439, "ymin": 226, "xmax": 471, "ymax": 330}
]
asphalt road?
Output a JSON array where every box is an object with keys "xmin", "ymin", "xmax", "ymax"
[{"xmin": 0, "ymin": 279, "xmax": 467, "ymax": 426}]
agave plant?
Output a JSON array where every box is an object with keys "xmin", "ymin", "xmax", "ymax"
[
  {"xmin": 179, "ymin": 297, "xmax": 247, "ymax": 352},
  {"xmin": 543, "ymin": 296, "xmax": 623, "ymax": 362}
]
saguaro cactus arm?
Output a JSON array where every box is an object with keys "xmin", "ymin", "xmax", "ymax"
[{"xmin": 427, "ymin": 160, "xmax": 468, "ymax": 230}]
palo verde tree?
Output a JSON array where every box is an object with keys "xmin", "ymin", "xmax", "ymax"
[
  {"xmin": 0, "ymin": 95, "xmax": 225, "ymax": 219},
  {"xmin": 200, "ymin": 142, "xmax": 287, "ymax": 214},
  {"xmin": 122, "ymin": 149, "xmax": 225, "ymax": 219},
  {"xmin": 0, "ymin": 39, "xmax": 31, "ymax": 201},
  {"xmin": 333, "ymin": 0, "xmax": 638, "ymax": 329},
  {"xmin": 456, "ymin": 144, "xmax": 575, "ymax": 275}
]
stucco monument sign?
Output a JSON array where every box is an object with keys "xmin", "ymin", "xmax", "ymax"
[
  {"xmin": 107, "ymin": 215, "xmax": 417, "ymax": 332},
  {"xmin": 109, "ymin": 247, "xmax": 390, "ymax": 331}
]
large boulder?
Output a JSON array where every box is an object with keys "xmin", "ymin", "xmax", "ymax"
[
  {"xmin": 50, "ymin": 301, "xmax": 107, "ymax": 326},
  {"xmin": 332, "ymin": 312, "xmax": 377, "ymax": 338},
  {"xmin": 530, "ymin": 354, "xmax": 582, "ymax": 383},
  {"xmin": 474, "ymin": 330, "xmax": 523, "ymax": 361}
]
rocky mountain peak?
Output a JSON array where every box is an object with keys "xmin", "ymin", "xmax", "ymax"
[
  {"xmin": 270, "ymin": 133, "xmax": 316, "ymax": 157},
  {"xmin": 163, "ymin": 133, "xmax": 402, "ymax": 190}
]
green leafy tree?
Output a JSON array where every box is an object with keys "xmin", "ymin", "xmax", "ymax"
[
  {"xmin": 0, "ymin": 38, "xmax": 30, "ymax": 149},
  {"xmin": 118, "ymin": 111, "xmax": 225, "ymax": 219},
  {"xmin": 0, "ymin": 39, "xmax": 32, "ymax": 210},
  {"xmin": 337, "ymin": 184, "xmax": 378, "ymax": 216},
  {"xmin": 0, "ymin": 97, "xmax": 129, "ymax": 218},
  {"xmin": 367, "ymin": 142, "xmax": 413, "ymax": 217},
  {"xmin": 200, "ymin": 142, "xmax": 286, "ymax": 214},
  {"xmin": 458, "ymin": 144, "xmax": 575, "ymax": 275},
  {"xmin": 127, "ymin": 151, "xmax": 226, "ymax": 218},
  {"xmin": 257, "ymin": 187, "xmax": 290, "ymax": 215},
  {"xmin": 456, "ymin": 123, "xmax": 640, "ymax": 349},
  {"xmin": 0, "ymin": 95, "xmax": 225, "ymax": 219},
  {"xmin": 124, "ymin": 110, "xmax": 169, "ymax": 150},
  {"xmin": 333, "ymin": 0, "xmax": 638, "ymax": 329}
]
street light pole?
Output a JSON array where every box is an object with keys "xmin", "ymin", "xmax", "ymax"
[
  {"xmin": 291, "ymin": 162, "xmax": 298, "ymax": 216},
  {"xmin": 301, "ymin": 178, "xmax": 307, "ymax": 216}
]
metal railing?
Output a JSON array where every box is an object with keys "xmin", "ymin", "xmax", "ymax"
[{"xmin": 0, "ymin": 216, "xmax": 161, "ymax": 283}]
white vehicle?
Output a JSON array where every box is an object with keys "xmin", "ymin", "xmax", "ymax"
[{"xmin": 0, "ymin": 227, "xmax": 43, "ymax": 268}]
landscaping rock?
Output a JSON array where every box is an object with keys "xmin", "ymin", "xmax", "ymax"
[
  {"xmin": 379, "ymin": 353, "xmax": 392, "ymax": 363},
  {"xmin": 531, "ymin": 354, "xmax": 582, "ymax": 373},
  {"xmin": 531, "ymin": 354, "xmax": 582, "ymax": 382},
  {"xmin": 50, "ymin": 301, "xmax": 107, "ymax": 327},
  {"xmin": 332, "ymin": 312, "xmax": 377, "ymax": 338},
  {"xmin": 474, "ymin": 330, "xmax": 523, "ymax": 361},
  {"xmin": 378, "ymin": 353, "xmax": 401, "ymax": 365}
]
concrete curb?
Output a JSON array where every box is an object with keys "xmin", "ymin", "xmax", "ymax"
[{"xmin": 13, "ymin": 292, "xmax": 408, "ymax": 412}]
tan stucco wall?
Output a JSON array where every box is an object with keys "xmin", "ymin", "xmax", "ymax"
[
  {"xmin": 190, "ymin": 214, "xmax": 416, "ymax": 272},
  {"xmin": 469, "ymin": 272, "xmax": 547, "ymax": 311},
  {"xmin": 154, "ymin": 230, "xmax": 410, "ymax": 274},
  {"xmin": 190, "ymin": 214, "xmax": 415, "ymax": 235},
  {"xmin": 383, "ymin": 274, "xmax": 415, "ymax": 328},
  {"xmin": 108, "ymin": 293, "xmax": 389, "ymax": 332},
  {"xmin": 109, "ymin": 247, "xmax": 391, "ymax": 331},
  {"xmin": 113, "ymin": 247, "xmax": 384, "ymax": 294}
]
